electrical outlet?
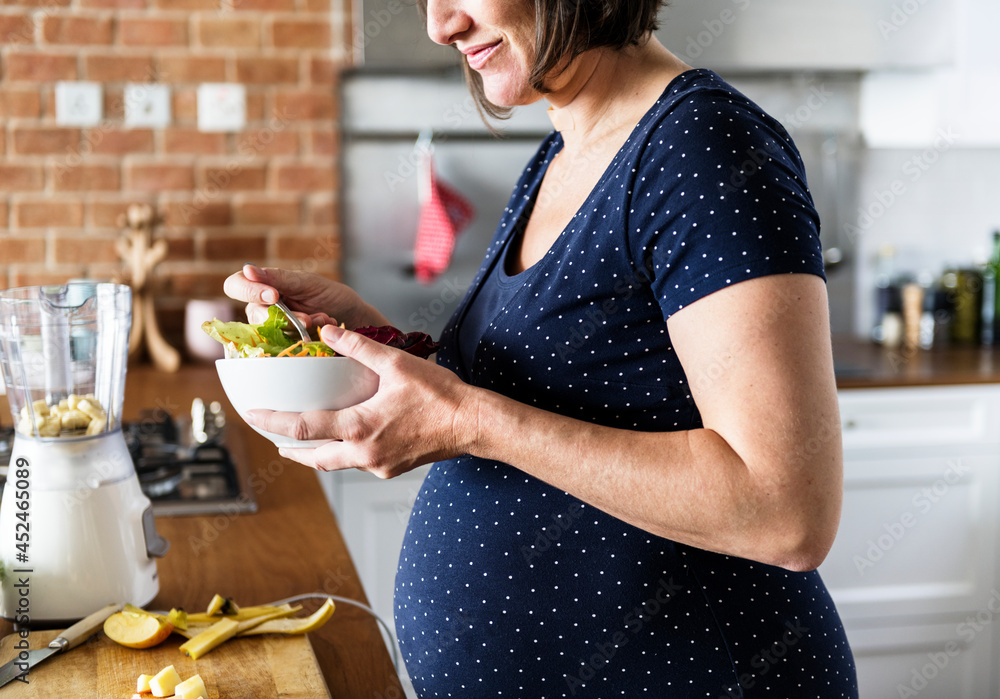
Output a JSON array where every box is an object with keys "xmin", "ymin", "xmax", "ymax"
[
  {"xmin": 124, "ymin": 83, "xmax": 171, "ymax": 128},
  {"xmin": 197, "ymin": 83, "xmax": 246, "ymax": 133},
  {"xmin": 55, "ymin": 81, "xmax": 103, "ymax": 127}
]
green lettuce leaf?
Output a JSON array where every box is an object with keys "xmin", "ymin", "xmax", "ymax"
[
  {"xmin": 202, "ymin": 306, "xmax": 336, "ymax": 358},
  {"xmin": 202, "ymin": 307, "xmax": 438, "ymax": 359}
]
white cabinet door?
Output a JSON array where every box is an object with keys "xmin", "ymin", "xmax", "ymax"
[
  {"xmin": 827, "ymin": 384, "xmax": 1000, "ymax": 699},
  {"xmin": 849, "ymin": 621, "xmax": 993, "ymax": 699},
  {"xmin": 838, "ymin": 385, "xmax": 1000, "ymax": 451},
  {"xmin": 321, "ymin": 466, "xmax": 430, "ymax": 636},
  {"xmin": 821, "ymin": 451, "xmax": 998, "ymax": 621}
]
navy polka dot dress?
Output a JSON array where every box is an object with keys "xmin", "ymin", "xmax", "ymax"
[{"xmin": 395, "ymin": 69, "xmax": 858, "ymax": 698}]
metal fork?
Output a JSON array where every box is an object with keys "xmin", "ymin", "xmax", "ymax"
[
  {"xmin": 273, "ymin": 298, "xmax": 311, "ymax": 344},
  {"xmin": 242, "ymin": 262, "xmax": 311, "ymax": 344}
]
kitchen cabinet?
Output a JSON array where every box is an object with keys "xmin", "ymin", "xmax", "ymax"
[
  {"xmin": 823, "ymin": 384, "xmax": 1000, "ymax": 698},
  {"xmin": 321, "ymin": 465, "xmax": 429, "ymax": 637},
  {"xmin": 320, "ymin": 465, "xmax": 429, "ymax": 695},
  {"xmin": 323, "ymin": 382, "xmax": 1000, "ymax": 698}
]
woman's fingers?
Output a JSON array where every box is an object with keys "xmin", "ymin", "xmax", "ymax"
[
  {"xmin": 245, "ymin": 303, "xmax": 270, "ymax": 324},
  {"xmin": 277, "ymin": 444, "xmax": 345, "ymax": 472},
  {"xmin": 310, "ymin": 313, "xmax": 339, "ymax": 328},
  {"xmin": 246, "ymin": 409, "xmax": 337, "ymax": 444},
  {"xmin": 319, "ymin": 324, "xmax": 400, "ymax": 375},
  {"xmin": 246, "ymin": 410, "xmax": 363, "ymax": 473},
  {"xmin": 224, "ymin": 266, "xmax": 279, "ymax": 305}
]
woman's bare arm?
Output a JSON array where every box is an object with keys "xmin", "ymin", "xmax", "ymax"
[
  {"xmin": 463, "ymin": 273, "xmax": 842, "ymax": 571},
  {"xmin": 252, "ymin": 273, "xmax": 842, "ymax": 572}
]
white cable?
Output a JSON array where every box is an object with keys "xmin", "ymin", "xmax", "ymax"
[{"xmin": 270, "ymin": 593, "xmax": 402, "ymax": 675}]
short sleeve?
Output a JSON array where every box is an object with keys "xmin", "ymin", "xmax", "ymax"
[{"xmin": 625, "ymin": 86, "xmax": 825, "ymax": 319}]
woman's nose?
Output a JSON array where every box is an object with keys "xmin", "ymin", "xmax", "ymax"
[{"xmin": 425, "ymin": 0, "xmax": 470, "ymax": 46}]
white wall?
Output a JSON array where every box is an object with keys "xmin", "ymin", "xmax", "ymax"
[{"xmin": 851, "ymin": 0, "xmax": 1000, "ymax": 337}]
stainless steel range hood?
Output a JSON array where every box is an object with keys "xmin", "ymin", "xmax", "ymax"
[
  {"xmin": 353, "ymin": 0, "xmax": 957, "ymax": 73},
  {"xmin": 657, "ymin": 0, "xmax": 956, "ymax": 73}
]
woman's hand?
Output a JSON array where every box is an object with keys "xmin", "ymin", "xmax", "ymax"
[
  {"xmin": 223, "ymin": 264, "xmax": 390, "ymax": 330},
  {"xmin": 245, "ymin": 324, "xmax": 476, "ymax": 478}
]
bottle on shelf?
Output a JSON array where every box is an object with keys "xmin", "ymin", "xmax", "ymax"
[
  {"xmin": 943, "ymin": 267, "xmax": 984, "ymax": 346},
  {"xmin": 902, "ymin": 281, "xmax": 924, "ymax": 350},
  {"xmin": 981, "ymin": 230, "xmax": 1000, "ymax": 346},
  {"xmin": 872, "ymin": 245, "xmax": 902, "ymax": 346},
  {"xmin": 916, "ymin": 270, "xmax": 938, "ymax": 350},
  {"xmin": 930, "ymin": 275, "xmax": 954, "ymax": 348}
]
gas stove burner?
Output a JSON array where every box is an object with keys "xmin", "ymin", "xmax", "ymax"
[
  {"xmin": 124, "ymin": 408, "xmax": 256, "ymax": 516},
  {"xmin": 0, "ymin": 406, "xmax": 256, "ymax": 517}
]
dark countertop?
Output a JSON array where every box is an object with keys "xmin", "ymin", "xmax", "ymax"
[{"xmin": 834, "ymin": 335, "xmax": 1000, "ymax": 389}]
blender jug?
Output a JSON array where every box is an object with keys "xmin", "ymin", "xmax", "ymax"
[{"xmin": 0, "ymin": 283, "xmax": 168, "ymax": 624}]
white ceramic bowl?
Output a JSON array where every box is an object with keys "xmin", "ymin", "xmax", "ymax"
[{"xmin": 215, "ymin": 357, "xmax": 379, "ymax": 448}]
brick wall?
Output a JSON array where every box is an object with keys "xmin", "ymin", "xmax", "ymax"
[{"xmin": 0, "ymin": 0, "xmax": 352, "ymax": 353}]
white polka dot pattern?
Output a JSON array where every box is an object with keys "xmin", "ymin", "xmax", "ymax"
[{"xmin": 395, "ymin": 69, "xmax": 857, "ymax": 698}]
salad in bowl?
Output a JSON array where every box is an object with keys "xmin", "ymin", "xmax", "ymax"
[
  {"xmin": 203, "ymin": 307, "xmax": 438, "ymax": 447},
  {"xmin": 202, "ymin": 305, "xmax": 439, "ymax": 359}
]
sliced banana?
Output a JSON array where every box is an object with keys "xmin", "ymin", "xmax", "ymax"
[
  {"xmin": 77, "ymin": 398, "xmax": 106, "ymax": 421},
  {"xmin": 37, "ymin": 415, "xmax": 62, "ymax": 437},
  {"xmin": 60, "ymin": 409, "xmax": 91, "ymax": 431},
  {"xmin": 14, "ymin": 394, "xmax": 110, "ymax": 438}
]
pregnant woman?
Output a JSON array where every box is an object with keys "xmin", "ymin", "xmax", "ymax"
[{"xmin": 226, "ymin": 0, "xmax": 858, "ymax": 696}]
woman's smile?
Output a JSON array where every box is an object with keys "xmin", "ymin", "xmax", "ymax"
[
  {"xmin": 461, "ymin": 40, "xmax": 502, "ymax": 71},
  {"xmin": 426, "ymin": 0, "xmax": 538, "ymax": 107}
]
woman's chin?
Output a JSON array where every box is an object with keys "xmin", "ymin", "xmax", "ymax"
[{"xmin": 482, "ymin": 83, "xmax": 542, "ymax": 109}]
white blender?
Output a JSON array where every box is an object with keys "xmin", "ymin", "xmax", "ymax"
[{"xmin": 0, "ymin": 283, "xmax": 169, "ymax": 625}]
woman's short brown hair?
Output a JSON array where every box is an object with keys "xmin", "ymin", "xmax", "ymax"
[{"xmin": 417, "ymin": 0, "xmax": 668, "ymax": 122}]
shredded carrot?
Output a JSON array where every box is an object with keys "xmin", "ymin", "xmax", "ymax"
[{"xmin": 276, "ymin": 341, "xmax": 305, "ymax": 357}]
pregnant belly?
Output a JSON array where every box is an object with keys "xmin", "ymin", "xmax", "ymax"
[{"xmin": 392, "ymin": 456, "xmax": 741, "ymax": 696}]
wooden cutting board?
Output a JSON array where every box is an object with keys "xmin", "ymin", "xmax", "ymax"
[{"xmin": 0, "ymin": 629, "xmax": 330, "ymax": 698}]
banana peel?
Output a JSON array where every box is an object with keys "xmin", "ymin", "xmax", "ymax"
[
  {"xmin": 116, "ymin": 596, "xmax": 337, "ymax": 660},
  {"xmin": 173, "ymin": 604, "xmax": 302, "ymax": 640},
  {"xmin": 237, "ymin": 598, "xmax": 335, "ymax": 637},
  {"xmin": 180, "ymin": 606, "xmax": 294, "ymax": 660},
  {"xmin": 204, "ymin": 593, "xmax": 239, "ymax": 616},
  {"xmin": 185, "ymin": 603, "xmax": 300, "ymax": 624},
  {"xmin": 168, "ymin": 608, "xmax": 188, "ymax": 631},
  {"xmin": 178, "ymin": 618, "xmax": 240, "ymax": 660}
]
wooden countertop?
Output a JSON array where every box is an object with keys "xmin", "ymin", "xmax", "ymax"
[
  {"xmin": 0, "ymin": 363, "xmax": 403, "ymax": 697},
  {"xmin": 834, "ymin": 335, "xmax": 1000, "ymax": 389}
]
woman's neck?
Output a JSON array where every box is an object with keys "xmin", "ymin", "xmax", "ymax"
[{"xmin": 545, "ymin": 37, "xmax": 690, "ymax": 152}]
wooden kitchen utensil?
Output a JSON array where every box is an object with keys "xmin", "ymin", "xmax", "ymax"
[{"xmin": 0, "ymin": 628, "xmax": 331, "ymax": 697}]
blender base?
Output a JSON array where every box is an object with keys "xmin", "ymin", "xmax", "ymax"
[{"xmin": 0, "ymin": 434, "xmax": 161, "ymax": 624}]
